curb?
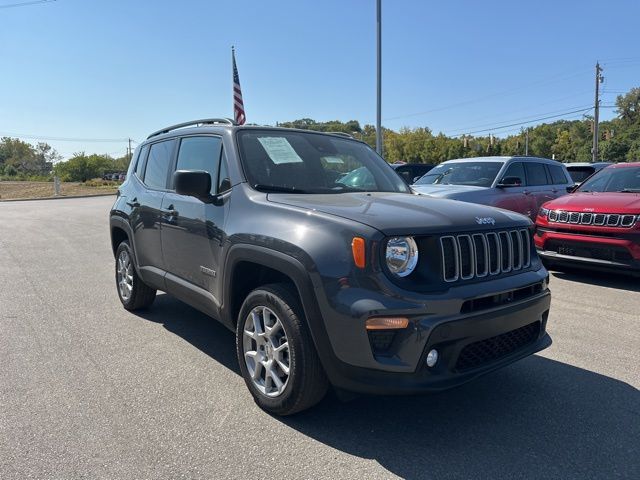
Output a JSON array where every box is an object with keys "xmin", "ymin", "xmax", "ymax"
[{"xmin": 0, "ymin": 192, "xmax": 117, "ymax": 203}]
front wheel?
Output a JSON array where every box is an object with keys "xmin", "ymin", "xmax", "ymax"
[{"xmin": 236, "ymin": 283, "xmax": 328, "ymax": 415}]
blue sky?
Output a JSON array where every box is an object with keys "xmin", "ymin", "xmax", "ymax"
[{"xmin": 1, "ymin": 0, "xmax": 639, "ymax": 159}]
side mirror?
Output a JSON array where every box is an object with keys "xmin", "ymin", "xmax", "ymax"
[
  {"xmin": 566, "ymin": 184, "xmax": 578, "ymax": 193},
  {"xmin": 219, "ymin": 177, "xmax": 232, "ymax": 193},
  {"xmin": 497, "ymin": 176, "xmax": 522, "ymax": 188},
  {"xmin": 174, "ymin": 170, "xmax": 212, "ymax": 201}
]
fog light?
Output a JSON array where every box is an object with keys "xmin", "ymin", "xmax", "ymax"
[{"xmin": 426, "ymin": 349, "xmax": 438, "ymax": 367}]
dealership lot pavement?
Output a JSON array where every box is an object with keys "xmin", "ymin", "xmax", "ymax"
[{"xmin": 1, "ymin": 196, "xmax": 638, "ymax": 480}]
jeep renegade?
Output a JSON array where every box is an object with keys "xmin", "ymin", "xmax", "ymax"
[{"xmin": 110, "ymin": 119, "xmax": 552, "ymax": 415}]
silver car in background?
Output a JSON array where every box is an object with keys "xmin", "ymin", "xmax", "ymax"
[{"xmin": 411, "ymin": 156, "xmax": 574, "ymax": 220}]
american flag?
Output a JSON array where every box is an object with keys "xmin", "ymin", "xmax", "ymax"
[{"xmin": 232, "ymin": 47, "xmax": 246, "ymax": 125}]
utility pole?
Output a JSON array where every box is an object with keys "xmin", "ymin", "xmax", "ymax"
[
  {"xmin": 375, "ymin": 0, "xmax": 382, "ymax": 155},
  {"xmin": 525, "ymin": 128, "xmax": 529, "ymax": 156},
  {"xmin": 592, "ymin": 62, "xmax": 603, "ymax": 162},
  {"xmin": 128, "ymin": 138, "xmax": 132, "ymax": 163}
]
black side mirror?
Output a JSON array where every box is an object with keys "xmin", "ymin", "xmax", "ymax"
[
  {"xmin": 174, "ymin": 170, "xmax": 212, "ymax": 201},
  {"xmin": 219, "ymin": 177, "xmax": 232, "ymax": 192},
  {"xmin": 497, "ymin": 176, "xmax": 522, "ymax": 187}
]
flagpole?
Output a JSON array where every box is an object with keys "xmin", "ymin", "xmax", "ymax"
[
  {"xmin": 375, "ymin": 0, "xmax": 382, "ymax": 155},
  {"xmin": 231, "ymin": 45, "xmax": 235, "ymax": 121}
]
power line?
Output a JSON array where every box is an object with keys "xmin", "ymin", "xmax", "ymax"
[
  {"xmin": 445, "ymin": 107, "xmax": 594, "ymax": 137},
  {"xmin": 382, "ymin": 67, "xmax": 593, "ymax": 122},
  {"xmin": 0, "ymin": 0, "xmax": 56, "ymax": 9}
]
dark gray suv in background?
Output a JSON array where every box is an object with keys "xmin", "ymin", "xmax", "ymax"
[
  {"xmin": 110, "ymin": 119, "xmax": 552, "ymax": 415},
  {"xmin": 412, "ymin": 156, "xmax": 574, "ymax": 220}
]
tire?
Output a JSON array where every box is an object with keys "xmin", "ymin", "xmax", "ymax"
[
  {"xmin": 115, "ymin": 240, "xmax": 156, "ymax": 311},
  {"xmin": 236, "ymin": 283, "xmax": 328, "ymax": 415}
]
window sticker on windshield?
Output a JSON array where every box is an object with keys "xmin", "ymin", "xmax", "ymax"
[
  {"xmin": 257, "ymin": 137, "xmax": 303, "ymax": 164},
  {"xmin": 322, "ymin": 156, "xmax": 345, "ymax": 164}
]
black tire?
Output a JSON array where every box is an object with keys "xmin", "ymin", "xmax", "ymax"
[
  {"xmin": 115, "ymin": 240, "xmax": 156, "ymax": 311},
  {"xmin": 236, "ymin": 283, "xmax": 328, "ymax": 415}
]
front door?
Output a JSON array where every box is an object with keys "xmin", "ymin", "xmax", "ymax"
[{"xmin": 160, "ymin": 136, "xmax": 229, "ymax": 307}]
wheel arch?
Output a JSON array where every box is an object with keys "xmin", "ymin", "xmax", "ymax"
[{"xmin": 222, "ymin": 244, "xmax": 337, "ymax": 371}]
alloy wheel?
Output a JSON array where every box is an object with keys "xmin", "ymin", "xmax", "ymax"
[{"xmin": 242, "ymin": 306, "xmax": 290, "ymax": 397}]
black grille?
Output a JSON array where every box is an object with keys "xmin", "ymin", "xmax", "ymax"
[
  {"xmin": 548, "ymin": 210, "xmax": 637, "ymax": 228},
  {"xmin": 440, "ymin": 229, "xmax": 531, "ymax": 282},
  {"xmin": 368, "ymin": 331, "xmax": 396, "ymax": 353},
  {"xmin": 455, "ymin": 321, "xmax": 540, "ymax": 371}
]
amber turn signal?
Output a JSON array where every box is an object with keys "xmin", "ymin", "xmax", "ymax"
[
  {"xmin": 365, "ymin": 317, "xmax": 409, "ymax": 330},
  {"xmin": 352, "ymin": 237, "xmax": 366, "ymax": 269}
]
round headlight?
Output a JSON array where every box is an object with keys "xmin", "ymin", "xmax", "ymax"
[{"xmin": 385, "ymin": 236, "xmax": 419, "ymax": 277}]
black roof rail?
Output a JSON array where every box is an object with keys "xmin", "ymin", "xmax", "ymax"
[
  {"xmin": 328, "ymin": 131, "xmax": 354, "ymax": 138},
  {"xmin": 146, "ymin": 118, "xmax": 236, "ymax": 139}
]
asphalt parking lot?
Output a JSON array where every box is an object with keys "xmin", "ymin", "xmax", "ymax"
[{"xmin": 1, "ymin": 196, "xmax": 638, "ymax": 480}]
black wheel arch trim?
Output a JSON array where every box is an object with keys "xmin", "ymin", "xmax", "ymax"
[{"xmin": 222, "ymin": 243, "xmax": 341, "ymax": 377}]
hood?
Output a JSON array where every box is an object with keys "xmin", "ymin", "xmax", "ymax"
[
  {"xmin": 543, "ymin": 192, "xmax": 640, "ymax": 214},
  {"xmin": 268, "ymin": 192, "xmax": 530, "ymax": 236},
  {"xmin": 411, "ymin": 184, "xmax": 487, "ymax": 198}
]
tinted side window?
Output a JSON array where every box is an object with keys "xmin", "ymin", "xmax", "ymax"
[
  {"xmin": 176, "ymin": 136, "xmax": 222, "ymax": 194},
  {"xmin": 144, "ymin": 140, "xmax": 175, "ymax": 189},
  {"xmin": 549, "ymin": 164, "xmax": 569, "ymax": 184},
  {"xmin": 525, "ymin": 162, "xmax": 549, "ymax": 186},
  {"xmin": 135, "ymin": 145, "xmax": 149, "ymax": 179},
  {"xmin": 502, "ymin": 162, "xmax": 526, "ymax": 185}
]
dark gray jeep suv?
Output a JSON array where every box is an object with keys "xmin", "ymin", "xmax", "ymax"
[{"xmin": 110, "ymin": 119, "xmax": 552, "ymax": 415}]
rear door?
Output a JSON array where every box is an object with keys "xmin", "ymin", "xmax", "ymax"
[
  {"xmin": 547, "ymin": 163, "xmax": 573, "ymax": 197},
  {"xmin": 161, "ymin": 135, "xmax": 230, "ymax": 308},
  {"xmin": 130, "ymin": 139, "xmax": 176, "ymax": 277}
]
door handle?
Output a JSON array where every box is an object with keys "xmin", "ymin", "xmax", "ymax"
[
  {"xmin": 161, "ymin": 205, "xmax": 179, "ymax": 217},
  {"xmin": 126, "ymin": 197, "xmax": 140, "ymax": 208}
]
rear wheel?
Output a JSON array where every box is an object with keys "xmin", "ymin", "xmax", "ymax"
[
  {"xmin": 236, "ymin": 283, "xmax": 328, "ymax": 415},
  {"xmin": 115, "ymin": 241, "xmax": 156, "ymax": 310}
]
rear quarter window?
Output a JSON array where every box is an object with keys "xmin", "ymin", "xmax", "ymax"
[{"xmin": 135, "ymin": 145, "xmax": 150, "ymax": 179}]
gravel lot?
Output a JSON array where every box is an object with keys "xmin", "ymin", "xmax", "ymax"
[{"xmin": 1, "ymin": 196, "xmax": 638, "ymax": 480}]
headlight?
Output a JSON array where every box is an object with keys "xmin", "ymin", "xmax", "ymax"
[
  {"xmin": 385, "ymin": 236, "xmax": 419, "ymax": 277},
  {"xmin": 538, "ymin": 207, "xmax": 550, "ymax": 218}
]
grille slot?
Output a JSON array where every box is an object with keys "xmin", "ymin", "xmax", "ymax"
[
  {"xmin": 593, "ymin": 214, "xmax": 606, "ymax": 225},
  {"xmin": 441, "ymin": 229, "xmax": 530, "ymax": 282},
  {"xmin": 569, "ymin": 212, "xmax": 581, "ymax": 223},
  {"xmin": 455, "ymin": 321, "xmax": 541, "ymax": 371},
  {"xmin": 621, "ymin": 214, "xmax": 637, "ymax": 227},
  {"xmin": 580, "ymin": 213, "xmax": 593, "ymax": 224}
]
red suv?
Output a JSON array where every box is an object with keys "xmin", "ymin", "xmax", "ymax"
[{"xmin": 535, "ymin": 163, "xmax": 640, "ymax": 275}]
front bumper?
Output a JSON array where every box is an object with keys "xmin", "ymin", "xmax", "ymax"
[
  {"xmin": 324, "ymin": 293, "xmax": 551, "ymax": 395},
  {"xmin": 535, "ymin": 228, "xmax": 640, "ymax": 275},
  {"xmin": 308, "ymin": 268, "xmax": 552, "ymax": 395}
]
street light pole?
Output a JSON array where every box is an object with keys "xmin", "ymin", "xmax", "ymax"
[{"xmin": 375, "ymin": 0, "xmax": 382, "ymax": 155}]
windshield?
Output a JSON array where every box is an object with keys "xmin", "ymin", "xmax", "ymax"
[
  {"xmin": 414, "ymin": 161, "xmax": 503, "ymax": 187},
  {"xmin": 237, "ymin": 130, "xmax": 410, "ymax": 194},
  {"xmin": 578, "ymin": 166, "xmax": 640, "ymax": 193},
  {"xmin": 568, "ymin": 167, "xmax": 595, "ymax": 183}
]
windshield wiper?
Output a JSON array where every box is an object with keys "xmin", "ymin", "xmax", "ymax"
[
  {"xmin": 618, "ymin": 188, "xmax": 640, "ymax": 193},
  {"xmin": 253, "ymin": 184, "xmax": 308, "ymax": 194}
]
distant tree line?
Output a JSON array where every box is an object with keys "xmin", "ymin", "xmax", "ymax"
[
  {"xmin": 279, "ymin": 87, "xmax": 640, "ymax": 164},
  {"xmin": 0, "ymin": 137, "xmax": 130, "ymax": 181},
  {"xmin": 2, "ymin": 87, "xmax": 638, "ymax": 182}
]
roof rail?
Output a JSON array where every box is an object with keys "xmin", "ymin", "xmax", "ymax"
[
  {"xmin": 328, "ymin": 131, "xmax": 354, "ymax": 139},
  {"xmin": 146, "ymin": 118, "xmax": 236, "ymax": 139}
]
